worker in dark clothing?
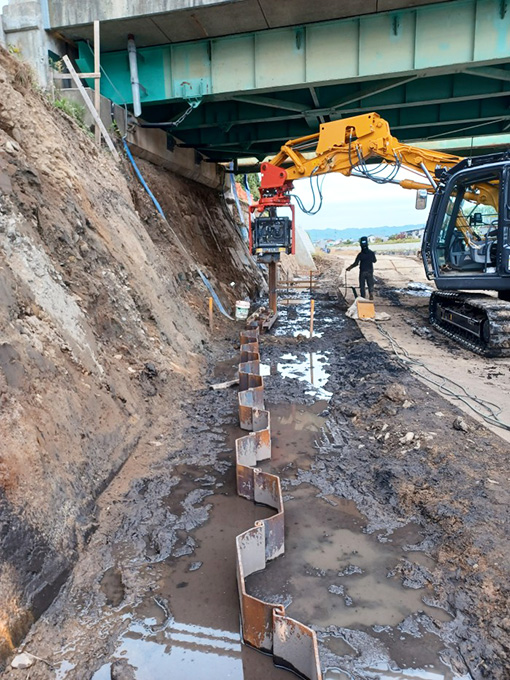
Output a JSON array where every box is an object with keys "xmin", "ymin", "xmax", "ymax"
[{"xmin": 346, "ymin": 236, "xmax": 377, "ymax": 300}]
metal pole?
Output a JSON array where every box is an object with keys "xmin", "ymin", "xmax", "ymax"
[
  {"xmin": 127, "ymin": 34, "xmax": 142, "ymax": 118},
  {"xmin": 269, "ymin": 261, "xmax": 277, "ymax": 315},
  {"xmin": 93, "ymin": 21, "xmax": 101, "ymax": 147}
]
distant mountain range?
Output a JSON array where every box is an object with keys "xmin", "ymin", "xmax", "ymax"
[{"xmin": 306, "ymin": 225, "xmax": 425, "ymax": 243}]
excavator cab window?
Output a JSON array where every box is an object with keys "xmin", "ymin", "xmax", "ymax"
[{"xmin": 435, "ymin": 172, "xmax": 500, "ymax": 276}]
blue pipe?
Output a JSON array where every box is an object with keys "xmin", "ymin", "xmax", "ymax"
[
  {"xmin": 122, "ymin": 139, "xmax": 234, "ymax": 320},
  {"xmin": 123, "ymin": 139, "xmax": 166, "ymax": 218},
  {"xmin": 197, "ymin": 269, "xmax": 234, "ymax": 320}
]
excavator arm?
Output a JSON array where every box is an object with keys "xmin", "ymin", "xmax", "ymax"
[
  {"xmin": 262, "ymin": 112, "xmax": 460, "ymax": 193},
  {"xmin": 251, "ymin": 111, "xmax": 510, "ymax": 357},
  {"xmin": 251, "ymin": 112, "xmax": 498, "ymax": 258}
]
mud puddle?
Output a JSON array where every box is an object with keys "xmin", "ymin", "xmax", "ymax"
[
  {"xmin": 391, "ymin": 283, "xmax": 434, "ymax": 298},
  {"xmin": 91, "ymin": 490, "xmax": 289, "ymax": 680},
  {"xmin": 260, "ymin": 353, "xmax": 332, "ymax": 400},
  {"xmin": 249, "ymin": 413, "xmax": 465, "ymax": 679},
  {"xmin": 247, "ymin": 481, "xmax": 449, "ymax": 623},
  {"xmin": 272, "ymin": 290, "xmax": 339, "ymax": 339},
  {"xmin": 267, "ymin": 400, "xmax": 328, "ymax": 473},
  {"xmin": 248, "ymin": 299, "xmax": 469, "ymax": 680}
]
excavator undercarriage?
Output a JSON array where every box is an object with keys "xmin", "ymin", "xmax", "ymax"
[{"xmin": 429, "ymin": 292, "xmax": 510, "ymax": 357}]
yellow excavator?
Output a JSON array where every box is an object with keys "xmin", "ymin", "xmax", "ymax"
[{"xmin": 250, "ymin": 112, "xmax": 510, "ymax": 356}]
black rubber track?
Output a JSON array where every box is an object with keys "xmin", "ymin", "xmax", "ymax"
[{"xmin": 429, "ymin": 291, "xmax": 510, "ymax": 357}]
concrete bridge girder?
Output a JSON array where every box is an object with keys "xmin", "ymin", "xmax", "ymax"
[{"xmin": 47, "ymin": 0, "xmax": 452, "ymax": 49}]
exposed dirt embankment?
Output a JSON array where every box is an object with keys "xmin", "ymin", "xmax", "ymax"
[{"xmin": 0, "ymin": 46, "xmax": 259, "ymax": 659}]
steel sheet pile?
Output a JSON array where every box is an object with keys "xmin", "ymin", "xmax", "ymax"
[{"xmin": 235, "ymin": 327, "xmax": 322, "ymax": 680}]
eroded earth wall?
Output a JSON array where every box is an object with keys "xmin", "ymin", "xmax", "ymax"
[{"xmin": 0, "ymin": 46, "xmax": 260, "ymax": 658}]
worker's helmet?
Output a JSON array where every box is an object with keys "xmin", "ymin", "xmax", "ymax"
[{"xmin": 359, "ymin": 236, "xmax": 368, "ymax": 249}]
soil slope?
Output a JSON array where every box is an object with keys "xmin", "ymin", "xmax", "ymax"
[{"xmin": 0, "ymin": 46, "xmax": 260, "ymax": 660}]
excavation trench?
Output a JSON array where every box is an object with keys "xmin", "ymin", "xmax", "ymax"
[
  {"xmin": 5, "ymin": 288, "xmax": 509, "ymax": 680},
  {"xmin": 233, "ymin": 294, "xmax": 469, "ymax": 680}
]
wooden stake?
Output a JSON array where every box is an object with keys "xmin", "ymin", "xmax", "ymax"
[
  {"xmin": 309, "ymin": 270, "xmax": 313, "ymax": 293},
  {"xmin": 62, "ymin": 55, "xmax": 119, "ymax": 160},
  {"xmin": 93, "ymin": 20, "xmax": 101, "ymax": 147},
  {"xmin": 53, "ymin": 72, "xmax": 100, "ymax": 80},
  {"xmin": 209, "ymin": 296, "xmax": 213, "ymax": 333},
  {"xmin": 310, "ymin": 299, "xmax": 315, "ymax": 337}
]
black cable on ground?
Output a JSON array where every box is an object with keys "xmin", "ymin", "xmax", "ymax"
[{"xmin": 375, "ymin": 322, "xmax": 510, "ymax": 432}]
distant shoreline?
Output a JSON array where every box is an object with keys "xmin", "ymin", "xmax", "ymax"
[
  {"xmin": 306, "ymin": 225, "xmax": 425, "ymax": 243},
  {"xmin": 327, "ymin": 240, "xmax": 421, "ymax": 253}
]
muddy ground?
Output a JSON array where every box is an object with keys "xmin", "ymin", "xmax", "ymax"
[
  {"xmin": 4, "ymin": 266, "xmax": 510, "ymax": 680},
  {"xmin": 339, "ymin": 250, "xmax": 510, "ymax": 444}
]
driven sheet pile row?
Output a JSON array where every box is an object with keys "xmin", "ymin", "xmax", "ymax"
[{"xmin": 234, "ymin": 328, "xmax": 322, "ymax": 680}]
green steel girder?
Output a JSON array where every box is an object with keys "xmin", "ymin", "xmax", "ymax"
[
  {"xmin": 153, "ymin": 72, "xmax": 510, "ymax": 133},
  {"xmin": 180, "ymin": 118, "xmax": 510, "ymax": 151},
  {"xmin": 78, "ymin": 0, "xmax": 510, "ymax": 104},
  {"xmin": 73, "ymin": 0, "xmax": 510, "ymax": 161},
  {"xmin": 167, "ymin": 96, "xmax": 510, "ymax": 147},
  {"xmin": 199, "ymin": 132, "xmax": 510, "ymax": 171},
  {"xmin": 165, "ymin": 86, "xmax": 510, "ymax": 159}
]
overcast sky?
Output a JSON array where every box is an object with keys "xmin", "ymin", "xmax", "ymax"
[{"xmin": 291, "ymin": 169, "xmax": 432, "ymax": 232}]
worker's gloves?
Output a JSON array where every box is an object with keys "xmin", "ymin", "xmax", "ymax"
[{"xmin": 346, "ymin": 265, "xmax": 354, "ymax": 271}]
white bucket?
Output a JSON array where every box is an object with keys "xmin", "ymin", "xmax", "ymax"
[{"xmin": 235, "ymin": 300, "xmax": 250, "ymax": 321}]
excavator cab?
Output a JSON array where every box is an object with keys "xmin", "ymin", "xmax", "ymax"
[
  {"xmin": 422, "ymin": 154, "xmax": 510, "ymax": 295},
  {"xmin": 422, "ymin": 154, "xmax": 510, "ymax": 354}
]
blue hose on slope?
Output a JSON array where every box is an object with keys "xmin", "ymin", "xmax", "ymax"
[{"xmin": 122, "ymin": 139, "xmax": 234, "ymax": 320}]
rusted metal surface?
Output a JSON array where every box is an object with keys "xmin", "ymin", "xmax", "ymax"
[
  {"xmin": 239, "ymin": 360, "xmax": 262, "ymax": 392},
  {"xmin": 269, "ymin": 261, "xmax": 278, "ymax": 315},
  {"xmin": 238, "ymin": 386, "xmax": 265, "ymax": 430},
  {"xmin": 240, "ymin": 342, "xmax": 260, "ymax": 364},
  {"xmin": 235, "ymin": 420, "xmax": 271, "ymax": 499},
  {"xmin": 234, "ymin": 331, "xmax": 322, "ymax": 680},
  {"xmin": 273, "ymin": 611, "xmax": 323, "ymax": 680},
  {"xmin": 236, "ymin": 523, "xmax": 282, "ymax": 652},
  {"xmin": 262, "ymin": 311, "xmax": 278, "ymax": 331}
]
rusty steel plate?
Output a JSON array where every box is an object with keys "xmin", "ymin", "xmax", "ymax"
[
  {"xmin": 234, "ymin": 331, "xmax": 323, "ymax": 680},
  {"xmin": 273, "ymin": 611, "xmax": 322, "ymax": 680},
  {"xmin": 236, "ymin": 524, "xmax": 283, "ymax": 652},
  {"xmin": 238, "ymin": 385, "xmax": 265, "ymax": 430},
  {"xmin": 239, "ymin": 359, "xmax": 262, "ymax": 392},
  {"xmin": 240, "ymin": 341, "xmax": 260, "ymax": 364}
]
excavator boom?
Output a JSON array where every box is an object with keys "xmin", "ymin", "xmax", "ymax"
[
  {"xmin": 251, "ymin": 112, "xmax": 510, "ymax": 356},
  {"xmin": 263, "ymin": 113, "xmax": 460, "ymax": 191}
]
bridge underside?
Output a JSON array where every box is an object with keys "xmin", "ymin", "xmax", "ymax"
[
  {"xmin": 133, "ymin": 73, "xmax": 510, "ymax": 163},
  {"xmin": 71, "ymin": 0, "xmax": 510, "ymax": 163}
]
